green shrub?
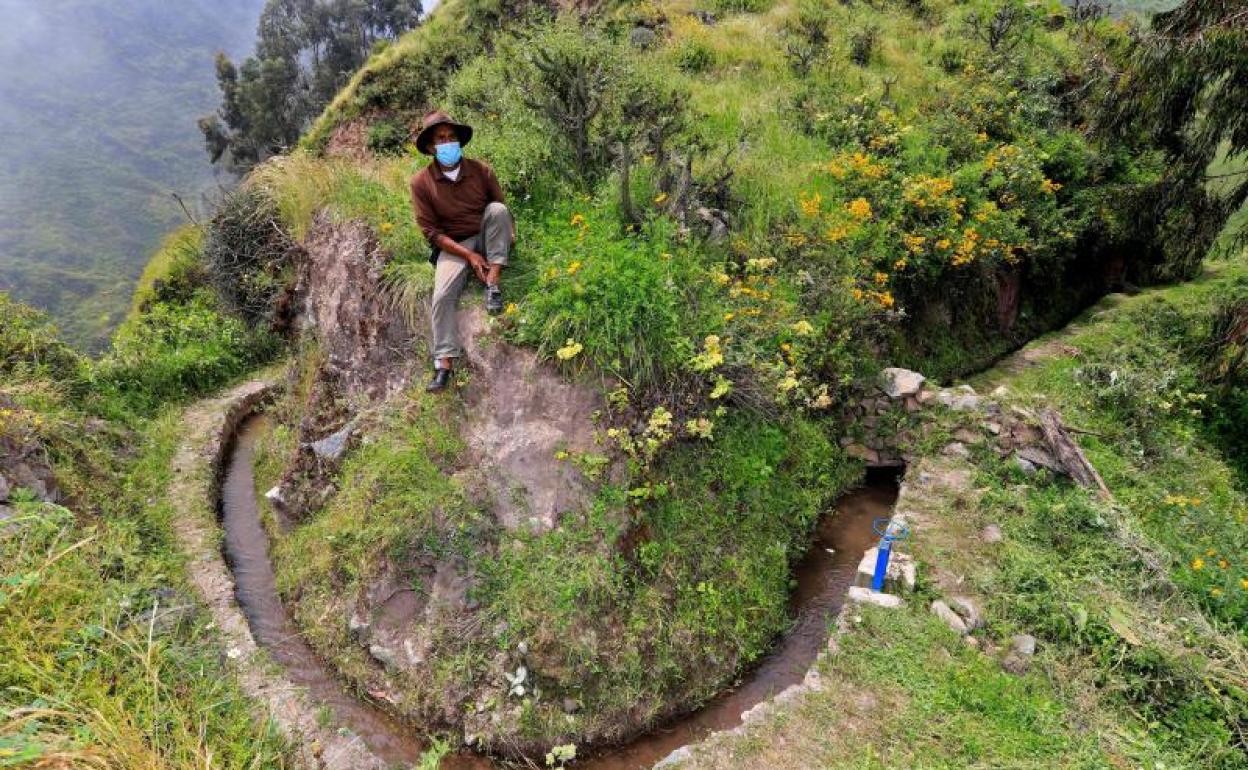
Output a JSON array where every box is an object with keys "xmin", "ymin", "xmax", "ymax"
[
  {"xmin": 365, "ymin": 116, "xmax": 411, "ymax": 156},
  {"xmin": 0, "ymin": 293, "xmax": 87, "ymax": 386},
  {"xmin": 507, "ymin": 204, "xmax": 705, "ymax": 393},
  {"xmin": 202, "ymin": 187, "xmax": 296, "ymax": 325},
  {"xmin": 97, "ymin": 290, "xmax": 279, "ymax": 411},
  {"xmin": 674, "ymin": 39, "xmax": 715, "ymax": 73},
  {"xmin": 709, "ymin": 0, "xmax": 772, "ymax": 13}
]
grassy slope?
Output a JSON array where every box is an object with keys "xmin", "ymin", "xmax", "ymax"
[
  {"xmin": 244, "ymin": 0, "xmax": 1206, "ymax": 751},
  {"xmin": 0, "ymin": 408, "xmax": 294, "ymax": 768},
  {"xmin": 683, "ymin": 259, "xmax": 1248, "ymax": 770}
]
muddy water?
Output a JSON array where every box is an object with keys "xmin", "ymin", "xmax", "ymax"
[{"xmin": 220, "ymin": 414, "xmax": 898, "ymax": 769}]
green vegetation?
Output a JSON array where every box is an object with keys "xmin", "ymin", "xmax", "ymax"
[
  {"xmin": 0, "ymin": 297, "xmax": 293, "ymax": 766},
  {"xmin": 4, "ymin": 0, "xmax": 1247, "ymax": 765},
  {"xmin": 682, "ymin": 262, "xmax": 1248, "ymax": 770}
]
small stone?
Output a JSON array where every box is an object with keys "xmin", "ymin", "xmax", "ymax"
[
  {"xmin": 517, "ymin": 641, "xmax": 529, "ymax": 656},
  {"xmin": 937, "ymin": 385, "xmax": 981, "ymax": 412},
  {"xmin": 1011, "ymin": 633, "xmax": 1037, "ymax": 656},
  {"xmin": 985, "ymin": 422, "xmax": 1001, "ymax": 435},
  {"xmin": 0, "ymin": 474, "xmax": 9, "ymax": 502},
  {"xmin": 904, "ymin": 396, "xmax": 922, "ymax": 413},
  {"xmin": 992, "ymin": 385, "xmax": 1009, "ymax": 397},
  {"xmin": 368, "ymin": 644, "xmax": 399, "ymax": 670},
  {"xmin": 1013, "ymin": 455, "xmax": 1038, "ymax": 475},
  {"xmin": 950, "ymin": 597, "xmax": 982, "ymax": 630},
  {"xmin": 964, "ymin": 636, "xmax": 980, "ymax": 648},
  {"xmin": 879, "ymin": 368, "xmax": 926, "ymax": 399},
  {"xmin": 309, "ymin": 419, "xmax": 356, "ymax": 462},
  {"xmin": 654, "ymin": 746, "xmax": 693, "ymax": 768},
  {"xmin": 980, "ymin": 524, "xmax": 1004, "ymax": 544},
  {"xmin": 847, "ymin": 585, "xmax": 904, "ymax": 608},
  {"xmin": 264, "ymin": 485, "xmax": 285, "ymax": 507},
  {"xmin": 942, "ymin": 442, "xmax": 970, "ymax": 460},
  {"xmin": 931, "ymin": 600, "xmax": 969, "ymax": 635},
  {"xmin": 1001, "ymin": 653, "xmax": 1030, "ymax": 674},
  {"xmin": 953, "ymin": 427, "xmax": 982, "ymax": 444},
  {"xmin": 561, "ymin": 697, "xmax": 581, "ymax": 714}
]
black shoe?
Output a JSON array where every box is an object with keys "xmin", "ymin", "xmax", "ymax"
[
  {"xmin": 426, "ymin": 368, "xmax": 452, "ymax": 393},
  {"xmin": 486, "ymin": 284, "xmax": 504, "ymax": 315}
]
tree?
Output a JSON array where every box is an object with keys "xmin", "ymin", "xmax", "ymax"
[
  {"xmin": 1097, "ymin": 0, "xmax": 1248, "ymax": 277},
  {"xmin": 200, "ymin": 0, "xmax": 424, "ymax": 172}
]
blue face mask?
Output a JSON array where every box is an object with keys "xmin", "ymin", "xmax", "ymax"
[{"xmin": 435, "ymin": 141, "xmax": 462, "ymax": 167}]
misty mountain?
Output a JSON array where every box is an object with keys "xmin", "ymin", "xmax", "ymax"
[{"xmin": 0, "ymin": 0, "xmax": 266, "ymax": 349}]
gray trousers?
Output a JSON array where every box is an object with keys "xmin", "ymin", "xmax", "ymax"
[{"xmin": 430, "ymin": 201, "xmax": 513, "ymax": 362}]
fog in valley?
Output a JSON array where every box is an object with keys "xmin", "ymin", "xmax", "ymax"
[{"xmin": 0, "ymin": 0, "xmax": 266, "ymax": 348}]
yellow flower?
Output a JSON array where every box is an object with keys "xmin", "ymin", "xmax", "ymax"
[
  {"xmin": 847, "ymin": 198, "xmax": 873, "ymax": 220},
  {"xmin": 1040, "ymin": 178, "xmax": 1062, "ymax": 194},
  {"xmin": 567, "ymin": 260, "xmax": 583, "ymax": 276},
  {"xmin": 975, "ymin": 131, "xmax": 989, "ymax": 143},
  {"xmin": 504, "ymin": 302, "xmax": 518, "ymax": 315},
  {"xmin": 379, "ymin": 222, "xmax": 394, "ymax": 234},
  {"xmin": 778, "ymin": 370, "xmax": 800, "ymax": 392},
  {"xmin": 544, "ymin": 267, "xmax": 560, "ymax": 281},
  {"xmin": 1191, "ymin": 557, "xmax": 1205, "ymax": 571},
  {"xmin": 893, "ymin": 258, "xmax": 908, "ymax": 271},
  {"xmin": 1240, "ymin": 578, "xmax": 1248, "ymax": 590},
  {"xmin": 654, "ymin": 192, "xmax": 669, "ymax": 205},
  {"xmin": 554, "ymin": 450, "xmax": 569, "ymax": 460},
  {"xmin": 825, "ymin": 224, "xmax": 851, "ymax": 242},
  {"xmin": 1219, "ymin": 559, "xmax": 1229, "ymax": 569},
  {"xmin": 799, "ymin": 191, "xmax": 823, "ymax": 218},
  {"xmin": 874, "ymin": 272, "xmax": 889, "ymax": 286},
  {"xmin": 791, "ymin": 320, "xmax": 815, "ymax": 336},
  {"xmin": 1211, "ymin": 587, "xmax": 1223, "ymax": 597},
  {"xmin": 781, "ymin": 343, "xmax": 792, "ymax": 353},
  {"xmin": 556, "ymin": 339, "xmax": 583, "ymax": 360},
  {"xmin": 570, "ymin": 213, "xmax": 586, "ymax": 227},
  {"xmin": 723, "ymin": 312, "xmax": 735, "ymax": 322}
]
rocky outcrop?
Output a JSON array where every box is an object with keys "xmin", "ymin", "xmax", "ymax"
[
  {"xmin": 277, "ymin": 214, "xmax": 418, "ymax": 521},
  {"xmin": 459, "ymin": 307, "xmax": 606, "ymax": 532}
]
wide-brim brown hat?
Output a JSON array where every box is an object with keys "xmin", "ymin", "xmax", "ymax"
[{"xmin": 413, "ymin": 110, "xmax": 473, "ymax": 155}]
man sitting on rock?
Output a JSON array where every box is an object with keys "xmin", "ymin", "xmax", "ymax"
[{"xmin": 409, "ymin": 110, "xmax": 514, "ymax": 393}]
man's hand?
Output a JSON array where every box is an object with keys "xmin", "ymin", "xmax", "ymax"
[{"xmin": 467, "ymin": 251, "xmax": 489, "ymax": 283}]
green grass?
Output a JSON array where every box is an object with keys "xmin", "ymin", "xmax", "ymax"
[{"xmin": 0, "ymin": 410, "xmax": 294, "ymax": 769}]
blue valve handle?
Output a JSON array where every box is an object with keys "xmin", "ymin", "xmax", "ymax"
[{"xmin": 870, "ymin": 518, "xmax": 909, "ymax": 592}]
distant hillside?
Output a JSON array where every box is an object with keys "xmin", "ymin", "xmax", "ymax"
[{"xmin": 0, "ymin": 0, "xmax": 265, "ymax": 350}]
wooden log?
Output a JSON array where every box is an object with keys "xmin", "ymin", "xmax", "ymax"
[{"xmin": 1038, "ymin": 408, "xmax": 1112, "ymax": 500}]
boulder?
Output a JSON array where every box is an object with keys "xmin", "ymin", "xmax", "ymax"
[
  {"xmin": 0, "ymin": 474, "xmax": 9, "ymax": 502},
  {"xmin": 931, "ymin": 600, "xmax": 969, "ymax": 635},
  {"xmin": 937, "ymin": 385, "xmax": 981, "ymax": 411},
  {"xmin": 879, "ymin": 368, "xmax": 926, "ymax": 399},
  {"xmin": 629, "ymin": 26, "xmax": 658, "ymax": 49},
  {"xmin": 950, "ymin": 597, "xmax": 982, "ymax": 630}
]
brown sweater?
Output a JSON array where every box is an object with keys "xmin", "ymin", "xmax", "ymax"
[{"xmin": 409, "ymin": 158, "xmax": 505, "ymax": 246}]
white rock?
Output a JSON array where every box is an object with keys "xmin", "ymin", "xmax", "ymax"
[
  {"xmin": 854, "ymin": 548, "xmax": 916, "ymax": 593},
  {"xmin": 654, "ymin": 746, "xmax": 692, "ymax": 768},
  {"xmin": 847, "ymin": 586, "xmax": 904, "ymax": 608},
  {"xmin": 931, "ymin": 600, "xmax": 969, "ymax": 635},
  {"xmin": 980, "ymin": 523, "xmax": 1004, "ymax": 544},
  {"xmin": 950, "ymin": 597, "xmax": 982, "ymax": 630},
  {"xmin": 1011, "ymin": 633, "xmax": 1037, "ymax": 656},
  {"xmin": 879, "ymin": 368, "xmax": 926, "ymax": 398},
  {"xmin": 264, "ymin": 485, "xmax": 285, "ymax": 506}
]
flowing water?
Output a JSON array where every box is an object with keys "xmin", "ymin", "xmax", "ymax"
[{"xmin": 219, "ymin": 414, "xmax": 899, "ymax": 769}]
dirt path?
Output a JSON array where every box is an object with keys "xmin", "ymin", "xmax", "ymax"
[{"xmin": 169, "ymin": 380, "xmax": 392, "ymax": 770}]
